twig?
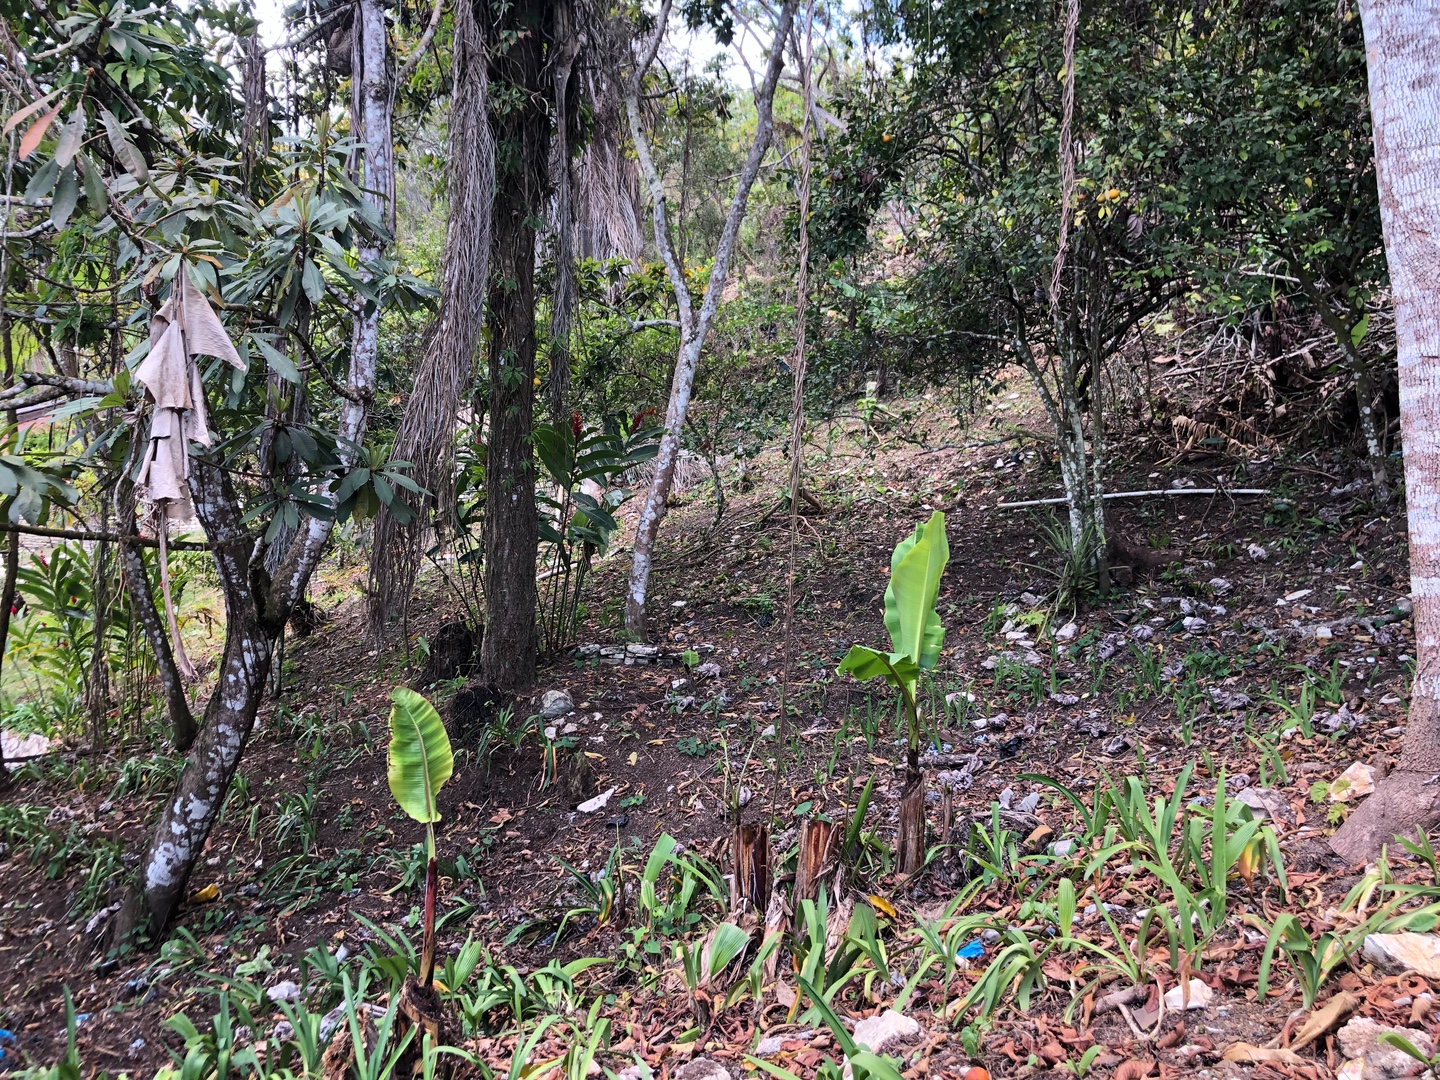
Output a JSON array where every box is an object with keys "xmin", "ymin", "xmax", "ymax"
[
  {"xmin": 0, "ymin": 521, "xmax": 211, "ymax": 550},
  {"xmin": 997, "ymin": 488, "xmax": 1270, "ymax": 509}
]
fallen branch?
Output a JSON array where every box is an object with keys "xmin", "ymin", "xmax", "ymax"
[
  {"xmin": 0, "ymin": 521, "xmax": 212, "ymax": 551},
  {"xmin": 997, "ymin": 487, "xmax": 1270, "ymax": 509}
]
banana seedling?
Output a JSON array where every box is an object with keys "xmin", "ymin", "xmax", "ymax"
[
  {"xmin": 837, "ymin": 511, "xmax": 949, "ymax": 873},
  {"xmin": 387, "ymin": 687, "xmax": 455, "ymax": 989}
]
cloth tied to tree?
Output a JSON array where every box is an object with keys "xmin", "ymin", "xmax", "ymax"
[{"xmin": 134, "ymin": 272, "xmax": 246, "ymax": 680}]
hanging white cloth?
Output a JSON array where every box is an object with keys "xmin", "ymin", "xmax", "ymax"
[{"xmin": 134, "ymin": 272, "xmax": 246, "ymax": 680}]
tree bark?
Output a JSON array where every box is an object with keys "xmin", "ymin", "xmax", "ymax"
[
  {"xmin": 476, "ymin": 0, "xmax": 551, "ymax": 691},
  {"xmin": 1331, "ymin": 0, "xmax": 1440, "ymax": 863},
  {"xmin": 622, "ymin": 0, "xmax": 798, "ymax": 639},
  {"xmin": 116, "ymin": 442, "xmax": 196, "ymax": 751}
]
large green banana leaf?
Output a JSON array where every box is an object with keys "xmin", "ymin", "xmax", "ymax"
[
  {"xmin": 837, "ymin": 644, "xmax": 920, "ymax": 687},
  {"xmin": 387, "ymin": 687, "xmax": 454, "ymax": 825},
  {"xmin": 883, "ymin": 510, "xmax": 949, "ymax": 674}
]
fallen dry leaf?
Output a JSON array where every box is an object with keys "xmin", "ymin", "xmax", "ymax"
[
  {"xmin": 1223, "ymin": 1044, "xmax": 1306, "ymax": 1065},
  {"xmin": 1289, "ymin": 991, "xmax": 1360, "ymax": 1051}
]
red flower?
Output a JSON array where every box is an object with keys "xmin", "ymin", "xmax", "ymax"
[{"xmin": 571, "ymin": 409, "xmax": 583, "ymax": 442}]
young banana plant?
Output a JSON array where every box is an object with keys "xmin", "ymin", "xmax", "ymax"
[
  {"xmin": 838, "ymin": 511, "xmax": 949, "ymax": 873},
  {"xmin": 387, "ymin": 687, "xmax": 454, "ymax": 989}
]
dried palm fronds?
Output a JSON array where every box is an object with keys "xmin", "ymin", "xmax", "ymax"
[{"xmin": 367, "ymin": 0, "xmax": 493, "ymax": 636}]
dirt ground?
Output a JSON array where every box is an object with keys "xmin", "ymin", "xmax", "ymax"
[{"xmin": 0, "ymin": 383, "xmax": 1424, "ymax": 1078}]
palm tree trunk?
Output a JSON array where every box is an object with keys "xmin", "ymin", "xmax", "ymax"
[{"xmin": 1331, "ymin": 0, "xmax": 1440, "ymax": 862}]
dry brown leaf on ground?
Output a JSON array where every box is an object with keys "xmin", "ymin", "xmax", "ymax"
[
  {"xmin": 1222, "ymin": 1043, "xmax": 1307, "ymax": 1065},
  {"xmin": 1288, "ymin": 991, "xmax": 1360, "ymax": 1050}
]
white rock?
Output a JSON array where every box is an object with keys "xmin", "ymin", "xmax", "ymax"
[
  {"xmin": 1329, "ymin": 763, "xmax": 1377, "ymax": 803},
  {"xmin": 1315, "ymin": 626, "xmax": 1333, "ymax": 640},
  {"xmin": 1182, "ymin": 616, "xmax": 1208, "ymax": 632},
  {"xmin": 1337, "ymin": 1016, "xmax": 1433, "ymax": 1080},
  {"xmin": 1248, "ymin": 543, "xmax": 1269, "ymax": 560},
  {"xmin": 577, "ymin": 787, "xmax": 616, "ymax": 813},
  {"xmin": 540, "ymin": 689, "xmax": 573, "ymax": 718},
  {"xmin": 844, "ymin": 1010, "xmax": 922, "ymax": 1079},
  {"xmin": 1209, "ymin": 577, "xmax": 1233, "ymax": 594},
  {"xmin": 1363, "ymin": 932, "xmax": 1440, "ymax": 981},
  {"xmin": 266, "ymin": 980, "xmax": 302, "ymax": 1004},
  {"xmin": 1163, "ymin": 978, "xmax": 1213, "ymax": 1010},
  {"xmin": 1235, "ymin": 787, "xmax": 1294, "ymax": 824},
  {"xmin": 1054, "ymin": 621, "xmax": 1079, "ymax": 642}
]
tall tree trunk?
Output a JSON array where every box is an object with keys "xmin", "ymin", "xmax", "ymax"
[
  {"xmin": 366, "ymin": 0, "xmax": 493, "ymax": 636},
  {"xmin": 1331, "ymin": 0, "xmax": 1440, "ymax": 863},
  {"xmin": 477, "ymin": 0, "xmax": 551, "ymax": 690},
  {"xmin": 622, "ymin": 0, "xmax": 797, "ymax": 638},
  {"xmin": 0, "ymin": 317, "xmax": 15, "ymax": 789}
]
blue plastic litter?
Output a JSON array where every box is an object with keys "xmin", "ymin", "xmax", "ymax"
[
  {"xmin": 0, "ymin": 1028, "xmax": 14, "ymax": 1066},
  {"xmin": 956, "ymin": 939, "xmax": 985, "ymax": 960}
]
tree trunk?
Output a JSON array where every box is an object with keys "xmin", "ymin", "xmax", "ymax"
[
  {"xmin": 84, "ymin": 525, "xmax": 113, "ymax": 747},
  {"xmin": 477, "ymin": 0, "xmax": 550, "ymax": 691},
  {"xmin": 0, "ymin": 525, "xmax": 13, "ymax": 789},
  {"xmin": 622, "ymin": 0, "xmax": 798, "ymax": 639},
  {"xmin": 1331, "ymin": 0, "xmax": 1440, "ymax": 863},
  {"xmin": 116, "ymin": 447, "xmax": 196, "ymax": 751},
  {"xmin": 124, "ymin": 458, "xmax": 276, "ymax": 936}
]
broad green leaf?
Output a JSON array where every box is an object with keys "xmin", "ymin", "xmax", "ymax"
[
  {"xmin": 252, "ymin": 334, "xmax": 301, "ymax": 384},
  {"xmin": 837, "ymin": 644, "xmax": 919, "ymax": 686},
  {"xmin": 883, "ymin": 511, "xmax": 949, "ymax": 674},
  {"xmin": 706, "ymin": 922, "xmax": 751, "ymax": 983},
  {"xmin": 387, "ymin": 688, "xmax": 453, "ymax": 825}
]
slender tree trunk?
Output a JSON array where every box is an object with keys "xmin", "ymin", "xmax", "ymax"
[
  {"xmin": 116, "ymin": 440, "xmax": 196, "ymax": 751},
  {"xmin": 1347, "ymin": 340, "xmax": 1392, "ymax": 503},
  {"xmin": 477, "ymin": 0, "xmax": 551, "ymax": 690},
  {"xmin": 0, "ymin": 317, "xmax": 15, "ymax": 789},
  {"xmin": 85, "ymin": 507, "xmax": 113, "ymax": 746},
  {"xmin": 623, "ymin": 0, "xmax": 798, "ymax": 638},
  {"xmin": 1331, "ymin": 0, "xmax": 1440, "ymax": 863}
]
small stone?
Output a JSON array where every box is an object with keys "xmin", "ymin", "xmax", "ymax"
[
  {"xmin": 674, "ymin": 1059, "xmax": 731, "ymax": 1080},
  {"xmin": 1248, "ymin": 543, "xmax": 1269, "ymax": 561},
  {"xmin": 1315, "ymin": 626, "xmax": 1333, "ymax": 640},
  {"xmin": 1050, "ymin": 840, "xmax": 1076, "ymax": 857},
  {"xmin": 577, "ymin": 787, "xmax": 616, "ymax": 813},
  {"xmin": 1363, "ymin": 933, "xmax": 1440, "ymax": 981},
  {"xmin": 1209, "ymin": 577, "xmax": 1233, "ymax": 594},
  {"xmin": 1182, "ymin": 616, "xmax": 1208, "ymax": 632},
  {"xmin": 266, "ymin": 980, "xmax": 302, "ymax": 1004},
  {"xmin": 1329, "ymin": 763, "xmax": 1377, "ymax": 803},
  {"xmin": 1163, "ymin": 978, "xmax": 1213, "ymax": 1010},
  {"xmin": 1235, "ymin": 787, "xmax": 1295, "ymax": 825},
  {"xmin": 540, "ymin": 689, "xmax": 574, "ymax": 719},
  {"xmin": 1019, "ymin": 591, "xmax": 1043, "ymax": 606},
  {"xmin": 1016, "ymin": 792, "xmax": 1041, "ymax": 814},
  {"xmin": 1054, "ymin": 621, "xmax": 1079, "ymax": 642}
]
